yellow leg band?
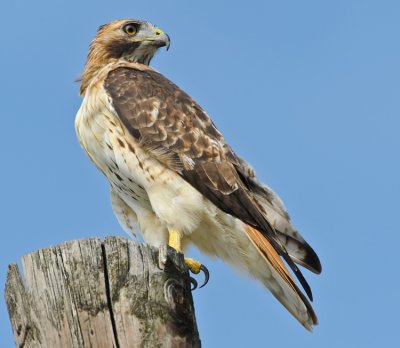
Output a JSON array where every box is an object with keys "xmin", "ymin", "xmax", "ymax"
[{"xmin": 168, "ymin": 229, "xmax": 182, "ymax": 252}]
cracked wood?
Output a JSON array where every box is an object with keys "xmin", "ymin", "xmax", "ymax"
[{"xmin": 5, "ymin": 236, "xmax": 201, "ymax": 348}]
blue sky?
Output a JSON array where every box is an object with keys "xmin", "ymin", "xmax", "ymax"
[{"xmin": 1, "ymin": 1, "xmax": 399, "ymax": 346}]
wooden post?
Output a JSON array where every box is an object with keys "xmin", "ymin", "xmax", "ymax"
[{"xmin": 5, "ymin": 236, "xmax": 201, "ymax": 348}]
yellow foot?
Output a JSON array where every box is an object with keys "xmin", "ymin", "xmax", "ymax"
[
  {"xmin": 168, "ymin": 229, "xmax": 210, "ymax": 289},
  {"xmin": 185, "ymin": 258, "xmax": 202, "ymax": 274},
  {"xmin": 185, "ymin": 258, "xmax": 210, "ymax": 289}
]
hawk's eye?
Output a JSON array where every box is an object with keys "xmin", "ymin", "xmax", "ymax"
[{"xmin": 123, "ymin": 24, "xmax": 138, "ymax": 36}]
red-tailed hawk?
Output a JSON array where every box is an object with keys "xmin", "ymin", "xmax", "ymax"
[{"xmin": 76, "ymin": 19, "xmax": 321, "ymax": 330}]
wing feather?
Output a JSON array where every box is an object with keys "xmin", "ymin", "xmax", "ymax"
[{"xmin": 234, "ymin": 157, "xmax": 322, "ymax": 274}]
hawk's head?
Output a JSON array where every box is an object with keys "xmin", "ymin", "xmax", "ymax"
[
  {"xmin": 80, "ymin": 19, "xmax": 170, "ymax": 94},
  {"xmin": 89, "ymin": 19, "xmax": 170, "ymax": 65}
]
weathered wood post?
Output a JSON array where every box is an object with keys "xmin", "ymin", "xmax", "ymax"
[{"xmin": 5, "ymin": 236, "xmax": 201, "ymax": 348}]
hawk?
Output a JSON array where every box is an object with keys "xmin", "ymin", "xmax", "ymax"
[{"xmin": 76, "ymin": 19, "xmax": 321, "ymax": 330}]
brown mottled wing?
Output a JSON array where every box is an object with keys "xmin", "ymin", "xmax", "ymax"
[{"xmin": 104, "ymin": 67, "xmax": 313, "ymax": 300}]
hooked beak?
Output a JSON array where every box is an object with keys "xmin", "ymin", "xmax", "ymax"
[
  {"xmin": 165, "ymin": 33, "xmax": 171, "ymax": 51},
  {"xmin": 153, "ymin": 28, "xmax": 170, "ymax": 51},
  {"xmin": 132, "ymin": 27, "xmax": 170, "ymax": 50}
]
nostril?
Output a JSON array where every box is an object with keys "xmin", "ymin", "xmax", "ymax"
[{"xmin": 155, "ymin": 29, "xmax": 162, "ymax": 36}]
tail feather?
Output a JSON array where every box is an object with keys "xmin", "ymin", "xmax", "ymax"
[
  {"xmin": 244, "ymin": 224, "xmax": 318, "ymax": 330},
  {"xmin": 275, "ymin": 230, "xmax": 322, "ymax": 274}
]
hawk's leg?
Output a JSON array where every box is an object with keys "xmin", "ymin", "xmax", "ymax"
[{"xmin": 168, "ymin": 229, "xmax": 209, "ymax": 289}]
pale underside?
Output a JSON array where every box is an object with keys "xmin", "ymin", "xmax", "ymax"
[{"xmin": 76, "ymin": 63, "xmax": 315, "ymax": 329}]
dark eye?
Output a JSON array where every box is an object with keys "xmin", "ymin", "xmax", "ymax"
[{"xmin": 123, "ymin": 23, "xmax": 137, "ymax": 36}]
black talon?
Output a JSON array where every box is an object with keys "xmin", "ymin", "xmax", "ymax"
[
  {"xmin": 199, "ymin": 264, "xmax": 210, "ymax": 288},
  {"xmin": 190, "ymin": 277, "xmax": 198, "ymax": 290}
]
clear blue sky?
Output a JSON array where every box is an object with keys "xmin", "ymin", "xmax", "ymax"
[{"xmin": 1, "ymin": 1, "xmax": 399, "ymax": 347}]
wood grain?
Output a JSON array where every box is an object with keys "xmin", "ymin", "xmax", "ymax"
[{"xmin": 5, "ymin": 237, "xmax": 201, "ymax": 348}]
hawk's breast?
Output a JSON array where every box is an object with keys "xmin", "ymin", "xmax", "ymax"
[
  {"xmin": 75, "ymin": 78, "xmax": 206, "ymax": 235},
  {"xmin": 75, "ymin": 81, "xmax": 152, "ymax": 210}
]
